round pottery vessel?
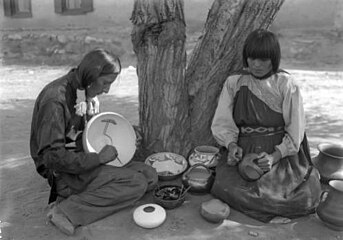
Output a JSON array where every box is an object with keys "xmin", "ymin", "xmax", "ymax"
[
  {"xmin": 188, "ymin": 145, "xmax": 220, "ymax": 168},
  {"xmin": 312, "ymin": 143, "xmax": 343, "ymax": 182},
  {"xmin": 238, "ymin": 153, "xmax": 264, "ymax": 181},
  {"xmin": 200, "ymin": 198, "xmax": 230, "ymax": 223},
  {"xmin": 182, "ymin": 163, "xmax": 215, "ymax": 194},
  {"xmin": 153, "ymin": 185, "xmax": 187, "ymax": 209},
  {"xmin": 133, "ymin": 204, "xmax": 166, "ymax": 229},
  {"xmin": 145, "ymin": 152, "xmax": 188, "ymax": 181},
  {"xmin": 316, "ymin": 180, "xmax": 343, "ymax": 231},
  {"xmin": 83, "ymin": 112, "xmax": 136, "ymax": 167}
]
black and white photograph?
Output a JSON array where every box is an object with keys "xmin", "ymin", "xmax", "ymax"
[{"xmin": 0, "ymin": 0, "xmax": 343, "ymax": 239}]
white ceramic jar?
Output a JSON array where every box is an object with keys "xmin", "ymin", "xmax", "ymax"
[{"xmin": 133, "ymin": 204, "xmax": 166, "ymax": 229}]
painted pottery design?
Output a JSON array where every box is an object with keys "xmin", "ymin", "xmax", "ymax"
[
  {"xmin": 83, "ymin": 112, "xmax": 136, "ymax": 167},
  {"xmin": 145, "ymin": 152, "xmax": 188, "ymax": 181},
  {"xmin": 312, "ymin": 143, "xmax": 343, "ymax": 182},
  {"xmin": 316, "ymin": 180, "xmax": 343, "ymax": 231},
  {"xmin": 188, "ymin": 145, "xmax": 220, "ymax": 168}
]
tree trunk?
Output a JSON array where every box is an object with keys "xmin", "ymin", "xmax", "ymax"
[
  {"xmin": 334, "ymin": 0, "xmax": 343, "ymax": 37},
  {"xmin": 131, "ymin": 0, "xmax": 191, "ymax": 156},
  {"xmin": 131, "ymin": 0, "xmax": 285, "ymax": 157}
]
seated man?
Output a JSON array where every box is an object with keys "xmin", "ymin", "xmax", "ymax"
[{"xmin": 30, "ymin": 48, "xmax": 158, "ymax": 235}]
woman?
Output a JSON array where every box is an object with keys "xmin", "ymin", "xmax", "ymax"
[
  {"xmin": 210, "ymin": 29, "xmax": 321, "ymax": 222},
  {"xmin": 30, "ymin": 49, "xmax": 158, "ymax": 235}
]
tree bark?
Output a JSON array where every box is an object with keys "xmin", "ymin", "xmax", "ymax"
[
  {"xmin": 131, "ymin": 0, "xmax": 191, "ymax": 156},
  {"xmin": 131, "ymin": 0, "xmax": 285, "ymax": 157},
  {"xmin": 186, "ymin": 0, "xmax": 285, "ymax": 147}
]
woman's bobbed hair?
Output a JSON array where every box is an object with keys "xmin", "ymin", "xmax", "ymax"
[
  {"xmin": 77, "ymin": 48, "xmax": 121, "ymax": 89},
  {"xmin": 242, "ymin": 29, "xmax": 281, "ymax": 73}
]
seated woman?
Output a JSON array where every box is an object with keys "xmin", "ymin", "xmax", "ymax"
[
  {"xmin": 30, "ymin": 48, "xmax": 158, "ymax": 235},
  {"xmin": 210, "ymin": 29, "xmax": 321, "ymax": 222}
]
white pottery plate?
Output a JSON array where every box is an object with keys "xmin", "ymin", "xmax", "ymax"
[
  {"xmin": 145, "ymin": 152, "xmax": 188, "ymax": 179},
  {"xmin": 83, "ymin": 112, "xmax": 136, "ymax": 167}
]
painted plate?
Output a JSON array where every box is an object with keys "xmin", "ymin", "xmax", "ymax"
[{"xmin": 83, "ymin": 112, "xmax": 136, "ymax": 167}]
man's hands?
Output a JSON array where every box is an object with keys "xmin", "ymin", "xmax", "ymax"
[
  {"xmin": 227, "ymin": 142, "xmax": 243, "ymax": 166},
  {"xmin": 98, "ymin": 145, "xmax": 118, "ymax": 164}
]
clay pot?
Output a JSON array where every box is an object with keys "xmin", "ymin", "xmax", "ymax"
[
  {"xmin": 153, "ymin": 185, "xmax": 187, "ymax": 209},
  {"xmin": 145, "ymin": 152, "xmax": 188, "ymax": 181},
  {"xmin": 316, "ymin": 180, "xmax": 343, "ymax": 231},
  {"xmin": 312, "ymin": 143, "xmax": 343, "ymax": 182},
  {"xmin": 238, "ymin": 153, "xmax": 264, "ymax": 181},
  {"xmin": 182, "ymin": 163, "xmax": 215, "ymax": 194},
  {"xmin": 188, "ymin": 145, "xmax": 220, "ymax": 168},
  {"xmin": 200, "ymin": 198, "xmax": 230, "ymax": 223}
]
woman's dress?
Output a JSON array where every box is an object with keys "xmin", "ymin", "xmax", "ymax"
[{"xmin": 210, "ymin": 71, "xmax": 321, "ymax": 222}]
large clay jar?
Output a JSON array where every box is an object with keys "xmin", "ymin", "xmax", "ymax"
[
  {"xmin": 312, "ymin": 143, "xmax": 343, "ymax": 182},
  {"xmin": 316, "ymin": 180, "xmax": 343, "ymax": 231}
]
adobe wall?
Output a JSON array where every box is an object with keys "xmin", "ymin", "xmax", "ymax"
[{"xmin": 0, "ymin": 0, "xmax": 341, "ymax": 67}]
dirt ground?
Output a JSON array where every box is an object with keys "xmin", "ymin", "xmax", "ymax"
[{"xmin": 1, "ymin": 29, "xmax": 343, "ymax": 239}]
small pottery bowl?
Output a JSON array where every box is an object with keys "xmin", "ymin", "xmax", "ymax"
[
  {"xmin": 188, "ymin": 145, "xmax": 220, "ymax": 168},
  {"xmin": 312, "ymin": 143, "xmax": 343, "ymax": 182},
  {"xmin": 145, "ymin": 152, "xmax": 188, "ymax": 181},
  {"xmin": 238, "ymin": 153, "xmax": 264, "ymax": 181},
  {"xmin": 200, "ymin": 198, "xmax": 230, "ymax": 223},
  {"xmin": 153, "ymin": 185, "xmax": 188, "ymax": 209},
  {"xmin": 182, "ymin": 163, "xmax": 215, "ymax": 194}
]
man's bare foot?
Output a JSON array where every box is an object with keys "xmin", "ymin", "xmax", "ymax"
[{"xmin": 47, "ymin": 204, "xmax": 75, "ymax": 235}]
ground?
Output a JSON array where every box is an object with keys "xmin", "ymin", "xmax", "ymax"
[{"xmin": 1, "ymin": 29, "xmax": 343, "ymax": 240}]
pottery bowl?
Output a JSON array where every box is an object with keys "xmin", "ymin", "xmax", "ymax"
[
  {"xmin": 200, "ymin": 198, "xmax": 231, "ymax": 223},
  {"xmin": 182, "ymin": 163, "xmax": 215, "ymax": 194},
  {"xmin": 145, "ymin": 152, "xmax": 188, "ymax": 181},
  {"xmin": 153, "ymin": 185, "xmax": 187, "ymax": 209},
  {"xmin": 238, "ymin": 153, "xmax": 264, "ymax": 181},
  {"xmin": 83, "ymin": 112, "xmax": 136, "ymax": 167},
  {"xmin": 313, "ymin": 143, "xmax": 343, "ymax": 182},
  {"xmin": 316, "ymin": 180, "xmax": 343, "ymax": 231},
  {"xmin": 189, "ymin": 145, "xmax": 220, "ymax": 168}
]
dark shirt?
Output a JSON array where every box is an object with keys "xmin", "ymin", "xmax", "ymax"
[{"xmin": 30, "ymin": 69, "xmax": 101, "ymax": 192}]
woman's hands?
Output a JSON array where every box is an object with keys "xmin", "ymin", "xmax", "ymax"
[
  {"xmin": 227, "ymin": 142, "xmax": 243, "ymax": 166},
  {"xmin": 256, "ymin": 150, "xmax": 282, "ymax": 172},
  {"xmin": 227, "ymin": 142, "xmax": 282, "ymax": 172}
]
